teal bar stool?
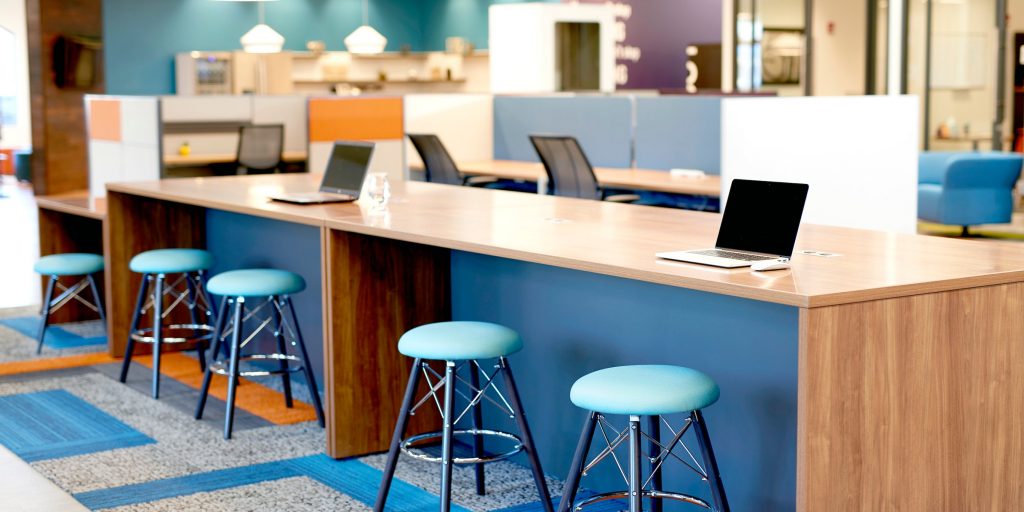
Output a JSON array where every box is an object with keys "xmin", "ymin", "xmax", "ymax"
[
  {"xmin": 33, "ymin": 253, "xmax": 106, "ymax": 353},
  {"xmin": 558, "ymin": 365, "xmax": 729, "ymax": 512},
  {"xmin": 374, "ymin": 321, "xmax": 553, "ymax": 512},
  {"xmin": 194, "ymin": 268, "xmax": 325, "ymax": 439},
  {"xmin": 119, "ymin": 249, "xmax": 217, "ymax": 399}
]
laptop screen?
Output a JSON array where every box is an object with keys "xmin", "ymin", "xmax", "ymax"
[
  {"xmin": 716, "ymin": 179, "xmax": 809, "ymax": 257},
  {"xmin": 320, "ymin": 142, "xmax": 374, "ymax": 195}
]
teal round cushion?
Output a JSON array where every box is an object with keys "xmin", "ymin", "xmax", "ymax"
[
  {"xmin": 207, "ymin": 269, "xmax": 306, "ymax": 297},
  {"xmin": 129, "ymin": 249, "xmax": 214, "ymax": 274},
  {"xmin": 398, "ymin": 321, "xmax": 523, "ymax": 361},
  {"xmin": 570, "ymin": 365, "xmax": 720, "ymax": 416},
  {"xmin": 34, "ymin": 253, "xmax": 104, "ymax": 276}
]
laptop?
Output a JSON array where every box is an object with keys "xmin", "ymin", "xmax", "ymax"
[
  {"xmin": 657, "ymin": 179, "xmax": 809, "ymax": 268},
  {"xmin": 269, "ymin": 141, "xmax": 374, "ymax": 204}
]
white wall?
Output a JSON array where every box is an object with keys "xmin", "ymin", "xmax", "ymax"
[
  {"xmin": 0, "ymin": 0, "xmax": 31, "ymax": 148},
  {"xmin": 721, "ymin": 96, "xmax": 919, "ymax": 233},
  {"xmin": 812, "ymin": 0, "xmax": 866, "ymax": 96}
]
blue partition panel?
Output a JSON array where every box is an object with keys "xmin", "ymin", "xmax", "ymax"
[
  {"xmin": 205, "ymin": 210, "xmax": 324, "ymax": 387},
  {"xmin": 451, "ymin": 251, "xmax": 798, "ymax": 511},
  {"xmin": 493, "ymin": 96, "xmax": 634, "ymax": 168},
  {"xmin": 635, "ymin": 97, "xmax": 722, "ymax": 174}
]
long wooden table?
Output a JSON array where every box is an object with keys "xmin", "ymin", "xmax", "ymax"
[
  {"xmin": 100, "ymin": 174, "xmax": 1023, "ymax": 510},
  {"xmin": 431, "ymin": 159, "xmax": 722, "ymax": 197}
]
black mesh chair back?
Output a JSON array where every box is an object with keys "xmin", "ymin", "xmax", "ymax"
[
  {"xmin": 529, "ymin": 135, "xmax": 601, "ymax": 200},
  {"xmin": 236, "ymin": 124, "xmax": 284, "ymax": 174},
  {"xmin": 408, "ymin": 133, "xmax": 463, "ymax": 185}
]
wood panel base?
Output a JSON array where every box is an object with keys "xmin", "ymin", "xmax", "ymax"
[
  {"xmin": 798, "ymin": 282, "xmax": 1024, "ymax": 510},
  {"xmin": 38, "ymin": 208, "xmax": 104, "ymax": 323},
  {"xmin": 323, "ymin": 228, "xmax": 450, "ymax": 458}
]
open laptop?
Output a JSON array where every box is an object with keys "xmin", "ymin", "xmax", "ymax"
[
  {"xmin": 269, "ymin": 141, "xmax": 374, "ymax": 204},
  {"xmin": 657, "ymin": 179, "xmax": 809, "ymax": 268}
]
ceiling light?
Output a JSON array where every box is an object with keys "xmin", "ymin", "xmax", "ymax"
[{"xmin": 345, "ymin": 0, "xmax": 387, "ymax": 55}]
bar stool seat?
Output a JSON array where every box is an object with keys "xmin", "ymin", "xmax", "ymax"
[
  {"xmin": 570, "ymin": 365, "xmax": 720, "ymax": 416},
  {"xmin": 207, "ymin": 269, "xmax": 305, "ymax": 297},
  {"xmin": 129, "ymin": 248, "xmax": 213, "ymax": 274},
  {"xmin": 34, "ymin": 253, "xmax": 104, "ymax": 276},
  {"xmin": 398, "ymin": 321, "xmax": 523, "ymax": 360}
]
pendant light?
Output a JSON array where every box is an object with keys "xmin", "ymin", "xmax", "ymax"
[
  {"xmin": 241, "ymin": 1, "xmax": 284, "ymax": 54},
  {"xmin": 345, "ymin": 0, "xmax": 387, "ymax": 55}
]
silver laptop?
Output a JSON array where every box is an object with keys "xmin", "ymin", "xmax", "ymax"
[
  {"xmin": 657, "ymin": 179, "xmax": 809, "ymax": 268},
  {"xmin": 269, "ymin": 141, "xmax": 374, "ymax": 204}
]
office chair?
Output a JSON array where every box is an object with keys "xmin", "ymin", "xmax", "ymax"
[
  {"xmin": 236, "ymin": 124, "xmax": 284, "ymax": 175},
  {"xmin": 529, "ymin": 135, "xmax": 639, "ymax": 202},
  {"xmin": 407, "ymin": 133, "xmax": 499, "ymax": 187}
]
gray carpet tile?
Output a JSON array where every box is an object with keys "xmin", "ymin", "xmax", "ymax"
[{"xmin": 104, "ymin": 476, "xmax": 369, "ymax": 512}]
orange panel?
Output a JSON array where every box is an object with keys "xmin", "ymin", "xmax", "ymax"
[
  {"xmin": 88, "ymin": 99, "xmax": 121, "ymax": 142},
  {"xmin": 309, "ymin": 97, "xmax": 403, "ymax": 142},
  {"xmin": 0, "ymin": 353, "xmax": 118, "ymax": 376}
]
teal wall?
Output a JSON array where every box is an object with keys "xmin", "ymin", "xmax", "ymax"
[{"xmin": 104, "ymin": 0, "xmax": 556, "ymax": 95}]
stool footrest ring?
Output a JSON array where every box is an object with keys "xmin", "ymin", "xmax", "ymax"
[
  {"xmin": 209, "ymin": 354, "xmax": 304, "ymax": 377},
  {"xmin": 400, "ymin": 429, "xmax": 523, "ymax": 464},
  {"xmin": 130, "ymin": 324, "xmax": 215, "ymax": 344},
  {"xmin": 573, "ymin": 490, "xmax": 711, "ymax": 511}
]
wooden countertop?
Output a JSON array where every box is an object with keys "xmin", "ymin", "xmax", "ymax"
[
  {"xmin": 36, "ymin": 191, "xmax": 107, "ymax": 220},
  {"xmin": 107, "ymin": 174, "xmax": 1024, "ymax": 308},
  {"xmin": 163, "ymin": 151, "xmax": 307, "ymax": 167},
  {"xmin": 455, "ymin": 159, "xmax": 722, "ymax": 197}
]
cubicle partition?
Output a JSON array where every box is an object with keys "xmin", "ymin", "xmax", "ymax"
[
  {"xmin": 403, "ymin": 93, "xmax": 494, "ymax": 169},
  {"xmin": 86, "ymin": 95, "xmax": 162, "ymax": 198},
  {"xmin": 307, "ymin": 96, "xmax": 405, "ymax": 181},
  {"xmin": 635, "ymin": 96, "xmax": 723, "ymax": 173}
]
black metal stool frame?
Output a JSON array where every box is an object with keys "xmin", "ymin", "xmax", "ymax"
[
  {"xmin": 558, "ymin": 411, "xmax": 729, "ymax": 512},
  {"xmin": 374, "ymin": 357, "xmax": 553, "ymax": 512},
  {"xmin": 194, "ymin": 294, "xmax": 325, "ymax": 439},
  {"xmin": 119, "ymin": 271, "xmax": 217, "ymax": 399},
  {"xmin": 37, "ymin": 272, "xmax": 106, "ymax": 354}
]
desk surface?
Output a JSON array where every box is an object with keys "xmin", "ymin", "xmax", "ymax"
[
  {"xmin": 455, "ymin": 159, "xmax": 722, "ymax": 197},
  {"xmin": 36, "ymin": 191, "xmax": 107, "ymax": 220},
  {"xmin": 163, "ymin": 151, "xmax": 307, "ymax": 167},
  {"xmin": 107, "ymin": 173, "xmax": 1024, "ymax": 308}
]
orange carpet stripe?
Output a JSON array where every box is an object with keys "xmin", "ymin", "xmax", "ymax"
[
  {"xmin": 0, "ymin": 353, "xmax": 119, "ymax": 376},
  {"xmin": 133, "ymin": 353, "xmax": 317, "ymax": 425}
]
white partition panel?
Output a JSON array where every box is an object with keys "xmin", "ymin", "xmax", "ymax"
[
  {"xmin": 721, "ymin": 96, "xmax": 919, "ymax": 233},
  {"xmin": 86, "ymin": 95, "xmax": 161, "ymax": 198},
  {"xmin": 252, "ymin": 96, "xmax": 308, "ymax": 154},
  {"xmin": 403, "ymin": 94, "xmax": 493, "ymax": 171},
  {"xmin": 309, "ymin": 139, "xmax": 403, "ymax": 184},
  {"xmin": 160, "ymin": 96, "xmax": 251, "ymax": 122}
]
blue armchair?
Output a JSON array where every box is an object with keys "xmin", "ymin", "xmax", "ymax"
[{"xmin": 918, "ymin": 151, "xmax": 1023, "ymax": 235}]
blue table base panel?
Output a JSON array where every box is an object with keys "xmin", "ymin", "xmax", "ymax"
[
  {"xmin": 119, "ymin": 268, "xmax": 218, "ymax": 400},
  {"xmin": 376, "ymin": 321, "xmax": 553, "ymax": 512},
  {"xmin": 34, "ymin": 253, "xmax": 107, "ymax": 354},
  {"xmin": 195, "ymin": 292, "xmax": 325, "ymax": 440}
]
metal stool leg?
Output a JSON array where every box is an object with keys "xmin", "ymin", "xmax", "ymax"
[
  {"xmin": 286, "ymin": 297, "xmax": 324, "ymax": 427},
  {"xmin": 271, "ymin": 297, "xmax": 293, "ymax": 408},
  {"xmin": 197, "ymin": 271, "xmax": 222, "ymax": 360},
  {"xmin": 373, "ymin": 358, "xmax": 424, "ymax": 512},
  {"xmin": 120, "ymin": 275, "xmax": 149, "ymax": 382},
  {"xmin": 628, "ymin": 415, "xmax": 643, "ymax": 512},
  {"xmin": 647, "ymin": 415, "xmax": 663, "ymax": 512},
  {"xmin": 185, "ymin": 273, "xmax": 206, "ymax": 373},
  {"xmin": 87, "ymin": 274, "xmax": 106, "ymax": 331},
  {"xmin": 557, "ymin": 411, "xmax": 598, "ymax": 512},
  {"xmin": 36, "ymin": 276, "xmax": 56, "ymax": 354},
  {"xmin": 151, "ymin": 274, "xmax": 165, "ymax": 399},
  {"xmin": 500, "ymin": 357, "xmax": 554, "ymax": 512},
  {"xmin": 223, "ymin": 297, "xmax": 244, "ymax": 439},
  {"xmin": 692, "ymin": 410, "xmax": 730, "ymax": 512},
  {"xmin": 195, "ymin": 296, "xmax": 229, "ymax": 420},
  {"xmin": 439, "ymin": 361, "xmax": 456, "ymax": 512},
  {"xmin": 469, "ymin": 361, "xmax": 486, "ymax": 495}
]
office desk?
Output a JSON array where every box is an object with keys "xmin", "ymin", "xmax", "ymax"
[
  {"xmin": 36, "ymin": 191, "xmax": 107, "ymax": 323},
  {"xmin": 105, "ymin": 175, "xmax": 1024, "ymax": 510},
  {"xmin": 163, "ymin": 151, "xmax": 307, "ymax": 167},
  {"xmin": 455, "ymin": 159, "xmax": 722, "ymax": 197}
]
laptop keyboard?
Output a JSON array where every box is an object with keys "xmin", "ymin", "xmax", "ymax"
[{"xmin": 689, "ymin": 249, "xmax": 775, "ymax": 262}]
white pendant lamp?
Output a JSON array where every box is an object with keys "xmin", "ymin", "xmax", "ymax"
[
  {"xmin": 241, "ymin": 1, "xmax": 284, "ymax": 54},
  {"xmin": 345, "ymin": 0, "xmax": 387, "ymax": 55}
]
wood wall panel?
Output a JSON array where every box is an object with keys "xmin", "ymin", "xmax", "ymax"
[
  {"xmin": 25, "ymin": 0, "xmax": 105, "ymax": 195},
  {"xmin": 798, "ymin": 283, "xmax": 1024, "ymax": 511},
  {"xmin": 323, "ymin": 228, "xmax": 449, "ymax": 458},
  {"xmin": 103, "ymin": 191, "xmax": 206, "ymax": 356},
  {"xmin": 37, "ymin": 208, "xmax": 104, "ymax": 323}
]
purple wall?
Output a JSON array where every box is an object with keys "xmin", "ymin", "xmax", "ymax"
[{"xmin": 567, "ymin": 0, "xmax": 723, "ymax": 89}]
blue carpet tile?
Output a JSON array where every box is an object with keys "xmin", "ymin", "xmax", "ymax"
[
  {"xmin": 0, "ymin": 389, "xmax": 154, "ymax": 462},
  {"xmin": 0, "ymin": 316, "xmax": 106, "ymax": 349}
]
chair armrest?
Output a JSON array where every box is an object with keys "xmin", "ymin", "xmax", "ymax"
[
  {"xmin": 918, "ymin": 152, "xmax": 955, "ymax": 185},
  {"xmin": 944, "ymin": 154, "xmax": 1024, "ymax": 189},
  {"xmin": 463, "ymin": 175, "xmax": 501, "ymax": 187}
]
